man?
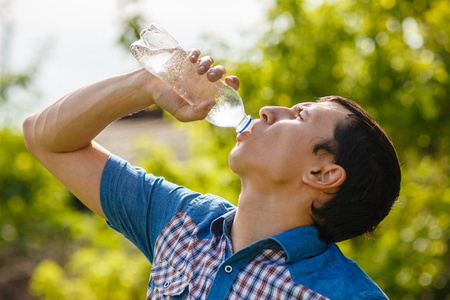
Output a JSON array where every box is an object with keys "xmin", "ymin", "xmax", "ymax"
[{"xmin": 23, "ymin": 49, "xmax": 401, "ymax": 299}]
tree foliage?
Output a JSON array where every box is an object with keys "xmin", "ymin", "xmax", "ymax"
[
  {"xmin": 1, "ymin": 0, "xmax": 449, "ymax": 299},
  {"xmin": 0, "ymin": 129, "xmax": 149, "ymax": 298}
]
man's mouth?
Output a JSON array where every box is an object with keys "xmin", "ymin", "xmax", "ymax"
[{"xmin": 236, "ymin": 121, "xmax": 255, "ymax": 142}]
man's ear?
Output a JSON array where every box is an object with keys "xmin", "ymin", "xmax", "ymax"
[{"xmin": 302, "ymin": 164, "xmax": 346, "ymax": 191}]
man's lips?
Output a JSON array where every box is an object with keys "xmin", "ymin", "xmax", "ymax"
[
  {"xmin": 237, "ymin": 131, "xmax": 250, "ymax": 141},
  {"xmin": 236, "ymin": 120, "xmax": 256, "ymax": 141}
]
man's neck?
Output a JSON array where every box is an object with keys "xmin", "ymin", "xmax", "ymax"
[{"xmin": 230, "ymin": 183, "xmax": 313, "ymax": 253}]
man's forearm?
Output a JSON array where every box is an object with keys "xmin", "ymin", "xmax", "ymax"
[{"xmin": 23, "ymin": 69, "xmax": 153, "ymax": 154}]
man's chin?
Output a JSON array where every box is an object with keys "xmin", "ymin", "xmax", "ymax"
[
  {"xmin": 228, "ymin": 147, "xmax": 249, "ymax": 176},
  {"xmin": 228, "ymin": 148, "xmax": 241, "ymax": 174}
]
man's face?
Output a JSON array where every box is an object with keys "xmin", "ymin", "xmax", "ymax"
[{"xmin": 229, "ymin": 101, "xmax": 349, "ymax": 185}]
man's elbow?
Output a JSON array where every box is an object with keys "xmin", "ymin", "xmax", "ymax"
[{"xmin": 22, "ymin": 114, "xmax": 39, "ymax": 156}]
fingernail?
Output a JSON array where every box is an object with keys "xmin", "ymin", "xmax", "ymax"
[
  {"xmin": 209, "ymin": 71, "xmax": 216, "ymax": 79},
  {"xmin": 199, "ymin": 65, "xmax": 206, "ymax": 72}
]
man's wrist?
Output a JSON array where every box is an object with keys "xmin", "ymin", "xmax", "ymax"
[{"xmin": 127, "ymin": 68, "xmax": 157, "ymax": 108}]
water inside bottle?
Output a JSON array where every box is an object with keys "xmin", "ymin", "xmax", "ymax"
[
  {"xmin": 131, "ymin": 36, "xmax": 251, "ymax": 130},
  {"xmin": 130, "ymin": 44, "xmax": 179, "ymax": 76},
  {"xmin": 206, "ymin": 85, "xmax": 247, "ymax": 128}
]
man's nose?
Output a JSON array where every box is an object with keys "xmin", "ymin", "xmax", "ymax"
[{"xmin": 259, "ymin": 106, "xmax": 293, "ymax": 125}]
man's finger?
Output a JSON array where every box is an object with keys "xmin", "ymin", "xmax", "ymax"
[
  {"xmin": 225, "ymin": 76, "xmax": 240, "ymax": 91},
  {"xmin": 197, "ymin": 56, "xmax": 214, "ymax": 75},
  {"xmin": 207, "ymin": 65, "xmax": 226, "ymax": 82},
  {"xmin": 187, "ymin": 49, "xmax": 201, "ymax": 63}
]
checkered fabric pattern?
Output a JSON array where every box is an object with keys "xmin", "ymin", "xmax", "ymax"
[{"xmin": 147, "ymin": 211, "xmax": 329, "ymax": 300}]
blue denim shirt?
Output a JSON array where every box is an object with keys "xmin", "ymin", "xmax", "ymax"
[{"xmin": 101, "ymin": 155, "xmax": 388, "ymax": 299}]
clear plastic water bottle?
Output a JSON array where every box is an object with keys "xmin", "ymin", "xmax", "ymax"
[{"xmin": 130, "ymin": 24, "xmax": 253, "ymax": 133}]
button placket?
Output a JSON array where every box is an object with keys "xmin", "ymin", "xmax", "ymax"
[{"xmin": 224, "ymin": 265, "xmax": 233, "ymax": 273}]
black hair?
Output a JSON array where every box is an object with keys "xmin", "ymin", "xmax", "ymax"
[{"xmin": 311, "ymin": 96, "xmax": 401, "ymax": 243}]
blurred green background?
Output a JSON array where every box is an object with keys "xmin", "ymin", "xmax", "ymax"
[{"xmin": 1, "ymin": 0, "xmax": 450, "ymax": 299}]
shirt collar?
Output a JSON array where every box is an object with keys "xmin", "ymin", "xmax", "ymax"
[
  {"xmin": 210, "ymin": 209, "xmax": 236, "ymax": 236},
  {"xmin": 211, "ymin": 209, "xmax": 327, "ymax": 263},
  {"xmin": 269, "ymin": 226, "xmax": 327, "ymax": 263}
]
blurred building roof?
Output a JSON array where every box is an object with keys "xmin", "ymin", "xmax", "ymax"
[{"xmin": 94, "ymin": 110, "xmax": 188, "ymax": 164}]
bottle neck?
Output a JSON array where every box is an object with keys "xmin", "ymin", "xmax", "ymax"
[{"xmin": 235, "ymin": 115, "xmax": 253, "ymax": 133}]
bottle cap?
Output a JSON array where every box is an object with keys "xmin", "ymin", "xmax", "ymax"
[{"xmin": 236, "ymin": 116, "xmax": 253, "ymax": 133}]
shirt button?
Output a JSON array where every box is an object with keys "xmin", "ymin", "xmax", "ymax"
[
  {"xmin": 224, "ymin": 265, "xmax": 233, "ymax": 273},
  {"xmin": 163, "ymin": 281, "xmax": 171, "ymax": 288}
]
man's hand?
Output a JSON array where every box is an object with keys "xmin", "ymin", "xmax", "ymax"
[{"xmin": 144, "ymin": 48, "xmax": 240, "ymax": 122}]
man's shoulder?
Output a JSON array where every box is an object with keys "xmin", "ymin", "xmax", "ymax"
[
  {"xmin": 288, "ymin": 243, "xmax": 388, "ymax": 299},
  {"xmin": 101, "ymin": 154, "xmax": 235, "ymax": 251},
  {"xmin": 180, "ymin": 193, "xmax": 235, "ymax": 238}
]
